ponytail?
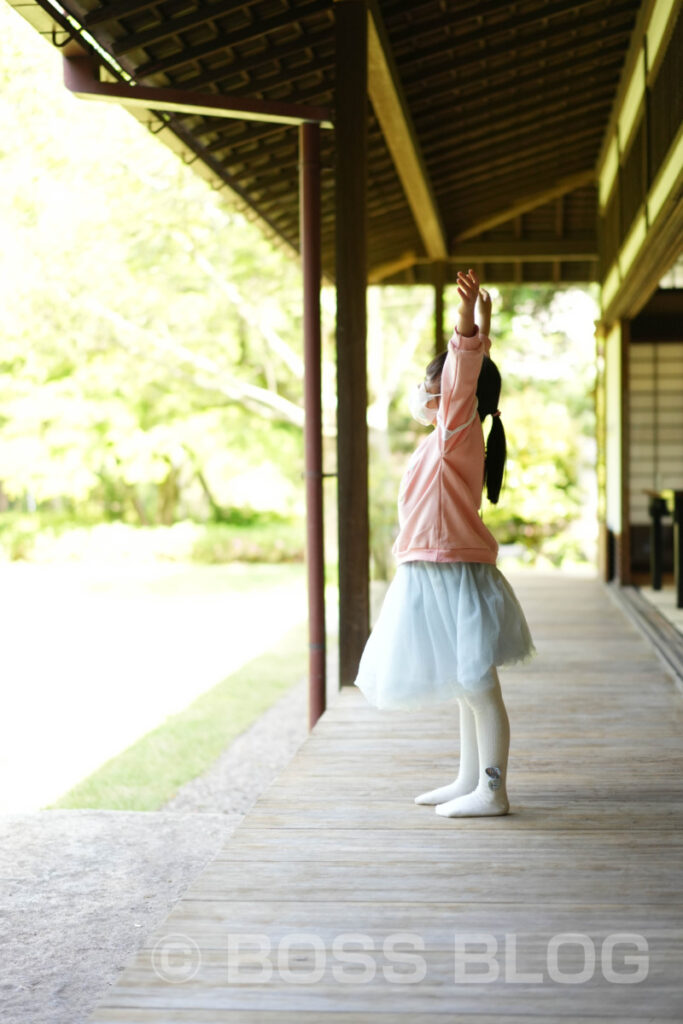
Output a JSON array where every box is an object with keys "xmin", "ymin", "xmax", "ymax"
[
  {"xmin": 483, "ymin": 413, "xmax": 506, "ymax": 504},
  {"xmin": 477, "ymin": 356, "xmax": 507, "ymax": 504}
]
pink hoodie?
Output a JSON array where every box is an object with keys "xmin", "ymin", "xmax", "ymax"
[{"xmin": 392, "ymin": 325, "xmax": 499, "ymax": 565}]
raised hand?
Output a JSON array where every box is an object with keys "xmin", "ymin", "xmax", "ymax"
[
  {"xmin": 476, "ymin": 286, "xmax": 492, "ymax": 336},
  {"xmin": 456, "ymin": 268, "xmax": 479, "ymax": 336}
]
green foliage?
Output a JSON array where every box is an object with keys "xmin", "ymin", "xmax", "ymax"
[
  {"xmin": 482, "ymin": 284, "xmax": 599, "ymax": 565},
  {"xmin": 0, "ymin": 4, "xmax": 306, "ymax": 542}
]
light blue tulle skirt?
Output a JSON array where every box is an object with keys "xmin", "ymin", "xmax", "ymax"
[{"xmin": 353, "ymin": 560, "xmax": 536, "ymax": 710}]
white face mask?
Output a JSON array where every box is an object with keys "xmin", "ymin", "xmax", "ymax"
[{"xmin": 409, "ymin": 380, "xmax": 441, "ymax": 426}]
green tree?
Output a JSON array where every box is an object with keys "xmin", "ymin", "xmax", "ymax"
[{"xmin": 0, "ymin": 3, "xmax": 308, "ymax": 529}]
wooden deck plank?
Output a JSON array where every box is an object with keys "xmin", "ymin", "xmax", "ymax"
[
  {"xmin": 85, "ymin": 1014, "xmax": 682, "ymax": 1024},
  {"xmin": 208, "ymin": 827, "xmax": 683, "ymax": 857},
  {"xmin": 178, "ymin": 857, "xmax": 679, "ymax": 905},
  {"xmin": 86, "ymin": 573, "xmax": 683, "ymax": 1022},
  {"xmin": 235, "ymin": 796, "xmax": 683, "ymax": 832},
  {"xmin": 135, "ymin": 901, "xmax": 683, "ymax": 950}
]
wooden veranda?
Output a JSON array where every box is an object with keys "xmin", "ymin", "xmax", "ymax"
[{"xmin": 85, "ymin": 571, "xmax": 683, "ymax": 1021}]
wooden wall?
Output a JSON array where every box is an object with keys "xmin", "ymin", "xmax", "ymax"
[{"xmin": 598, "ymin": 1, "xmax": 683, "ymax": 321}]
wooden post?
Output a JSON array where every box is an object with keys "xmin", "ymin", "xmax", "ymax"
[
  {"xmin": 648, "ymin": 494, "xmax": 667, "ymax": 591},
  {"xmin": 335, "ymin": 0, "xmax": 370, "ymax": 686},
  {"xmin": 433, "ymin": 260, "xmax": 446, "ymax": 354},
  {"xmin": 619, "ymin": 318, "xmax": 631, "ymax": 586},
  {"xmin": 299, "ymin": 122, "xmax": 326, "ymax": 729},
  {"xmin": 674, "ymin": 491, "xmax": 683, "ymax": 610}
]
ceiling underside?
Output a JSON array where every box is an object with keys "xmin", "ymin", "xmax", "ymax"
[{"xmin": 26, "ymin": 0, "xmax": 644, "ymax": 282}]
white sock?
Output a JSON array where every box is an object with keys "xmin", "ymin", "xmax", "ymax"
[
  {"xmin": 415, "ymin": 697, "xmax": 479, "ymax": 804},
  {"xmin": 435, "ymin": 668, "xmax": 510, "ymax": 818}
]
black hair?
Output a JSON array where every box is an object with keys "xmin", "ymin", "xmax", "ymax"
[{"xmin": 425, "ymin": 349, "xmax": 506, "ymax": 504}]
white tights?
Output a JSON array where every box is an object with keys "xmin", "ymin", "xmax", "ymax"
[{"xmin": 415, "ymin": 667, "xmax": 510, "ymax": 816}]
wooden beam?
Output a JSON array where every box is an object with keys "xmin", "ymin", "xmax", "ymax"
[
  {"xmin": 619, "ymin": 319, "xmax": 631, "ymax": 587},
  {"xmin": 63, "ymin": 56, "xmax": 333, "ymax": 128},
  {"xmin": 513, "ymin": 216, "xmax": 523, "ymax": 283},
  {"xmin": 368, "ymin": 241, "xmax": 599, "ymax": 283},
  {"xmin": 454, "ymin": 170, "xmax": 596, "ymax": 241},
  {"xmin": 335, "ymin": 0, "xmax": 370, "ymax": 687},
  {"xmin": 370, "ymin": 260, "xmax": 601, "ymax": 287},
  {"xmin": 453, "ymin": 239, "xmax": 598, "ymax": 262},
  {"xmin": 553, "ymin": 196, "xmax": 564, "ymax": 283},
  {"xmin": 366, "ymin": 0, "xmax": 447, "ymax": 259},
  {"xmin": 367, "ymin": 251, "xmax": 417, "ymax": 284}
]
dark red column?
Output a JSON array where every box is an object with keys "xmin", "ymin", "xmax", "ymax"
[{"xmin": 299, "ymin": 122, "xmax": 326, "ymax": 728}]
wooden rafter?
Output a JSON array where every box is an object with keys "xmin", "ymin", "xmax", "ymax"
[
  {"xmin": 366, "ymin": 0, "xmax": 447, "ymax": 260},
  {"xmin": 454, "ymin": 170, "xmax": 596, "ymax": 241},
  {"xmin": 400, "ymin": 0, "xmax": 637, "ymax": 93},
  {"xmin": 368, "ymin": 251, "xmax": 417, "ymax": 284},
  {"xmin": 135, "ymin": 1, "xmax": 329, "ymax": 79},
  {"xmin": 169, "ymin": 30, "xmax": 332, "ymax": 95},
  {"xmin": 368, "ymin": 238, "xmax": 598, "ymax": 283},
  {"xmin": 452, "ymin": 239, "xmax": 597, "ymax": 261}
]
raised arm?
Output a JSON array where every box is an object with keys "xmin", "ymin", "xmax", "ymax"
[
  {"xmin": 476, "ymin": 287, "xmax": 492, "ymax": 337},
  {"xmin": 437, "ymin": 269, "xmax": 491, "ymax": 437},
  {"xmin": 455, "ymin": 268, "xmax": 479, "ymax": 336}
]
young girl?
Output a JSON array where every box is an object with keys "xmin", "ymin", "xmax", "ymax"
[{"xmin": 353, "ymin": 268, "xmax": 535, "ymax": 818}]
